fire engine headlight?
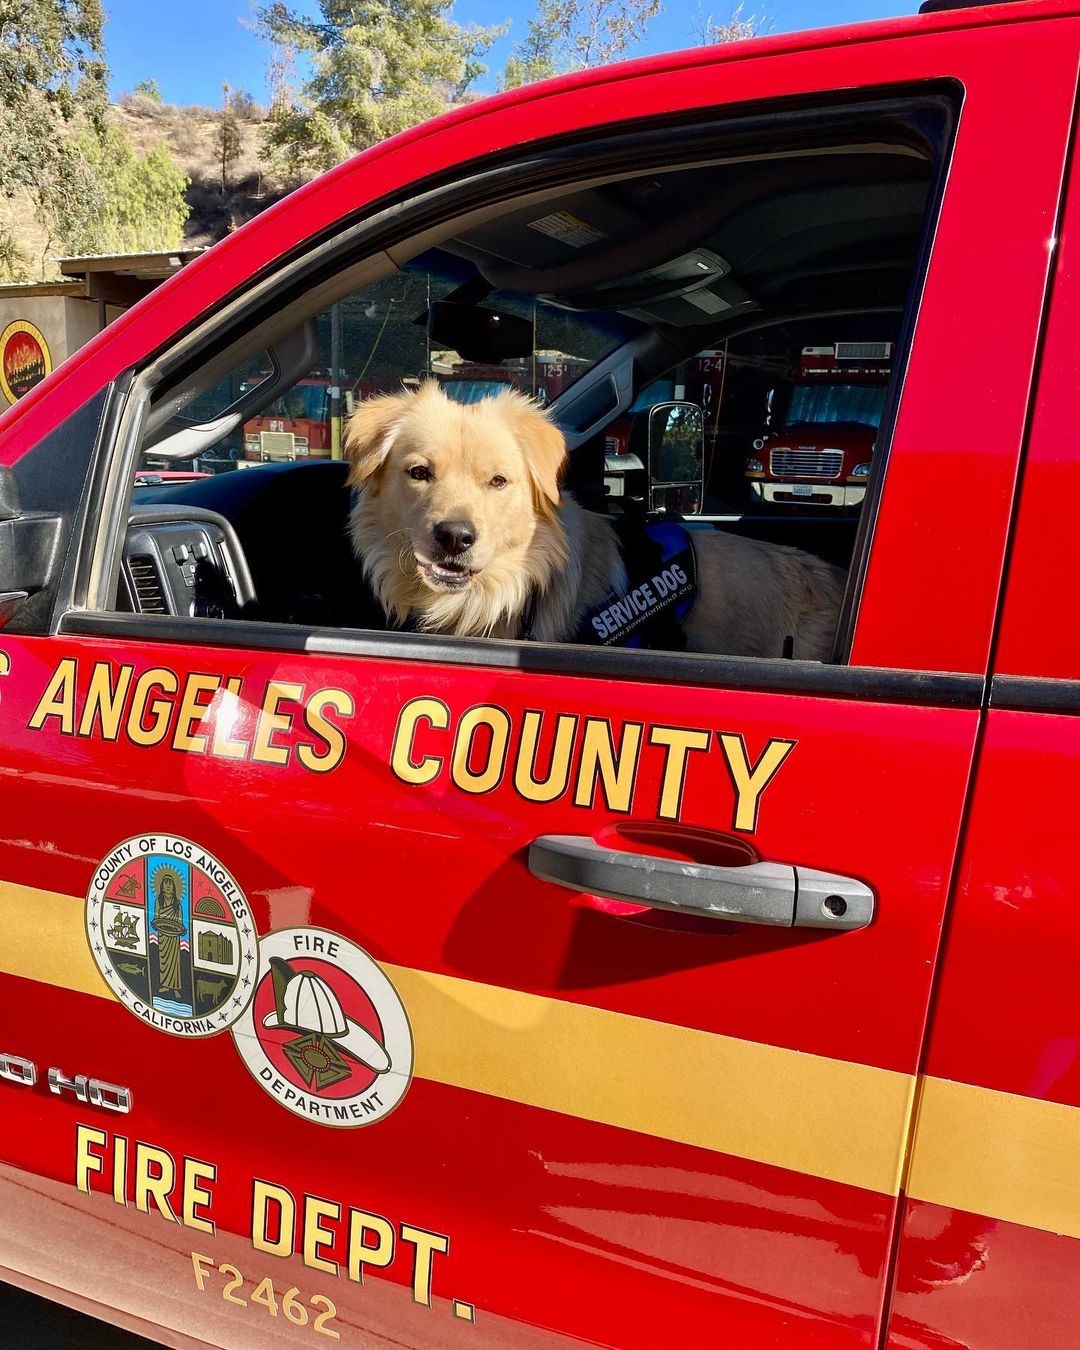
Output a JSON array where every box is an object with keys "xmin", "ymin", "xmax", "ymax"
[
  {"xmin": 745, "ymin": 457, "xmax": 764, "ymax": 475},
  {"xmin": 752, "ymin": 437, "xmax": 765, "ymax": 451},
  {"xmin": 850, "ymin": 462, "xmax": 871, "ymax": 478}
]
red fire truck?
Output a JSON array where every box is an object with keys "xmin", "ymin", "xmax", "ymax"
[
  {"xmin": 2, "ymin": 3, "xmax": 1080, "ymax": 1348},
  {"xmin": 242, "ymin": 375, "xmax": 333, "ymax": 462},
  {"xmin": 745, "ymin": 341, "xmax": 893, "ymax": 509}
]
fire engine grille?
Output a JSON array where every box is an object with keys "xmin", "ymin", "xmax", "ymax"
[
  {"xmin": 769, "ymin": 447, "xmax": 843, "ymax": 479},
  {"xmin": 128, "ymin": 556, "xmax": 166, "ymax": 613},
  {"xmin": 259, "ymin": 430, "xmax": 297, "ymax": 460},
  {"xmin": 836, "ymin": 341, "xmax": 891, "ymax": 361}
]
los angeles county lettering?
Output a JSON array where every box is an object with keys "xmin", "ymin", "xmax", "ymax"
[{"xmin": 26, "ymin": 657, "xmax": 354, "ymax": 773}]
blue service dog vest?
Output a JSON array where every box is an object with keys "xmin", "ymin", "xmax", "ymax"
[{"xmin": 575, "ymin": 519, "xmax": 697, "ymax": 650}]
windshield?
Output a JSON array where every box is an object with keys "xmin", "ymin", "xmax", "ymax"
[{"xmin": 784, "ymin": 382, "xmax": 886, "ymax": 429}]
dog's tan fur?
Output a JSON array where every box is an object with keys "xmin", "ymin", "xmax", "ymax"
[{"xmin": 347, "ymin": 383, "xmax": 844, "ymax": 659}]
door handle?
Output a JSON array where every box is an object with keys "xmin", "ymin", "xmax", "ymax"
[{"xmin": 528, "ymin": 835, "xmax": 874, "ymax": 931}]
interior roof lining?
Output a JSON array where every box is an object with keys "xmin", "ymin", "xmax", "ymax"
[{"xmin": 143, "ymin": 104, "xmax": 947, "ymax": 411}]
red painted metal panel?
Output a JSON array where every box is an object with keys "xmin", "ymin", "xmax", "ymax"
[
  {"xmin": 888, "ymin": 57, "xmax": 1080, "ymax": 1343},
  {"xmin": 889, "ymin": 714, "xmax": 1080, "ymax": 1345},
  {"xmin": 889, "ymin": 1201, "xmax": 1080, "ymax": 1350},
  {"xmin": 0, "ymin": 634, "xmax": 978, "ymax": 1070},
  {"xmin": 995, "ymin": 88, "xmax": 1080, "ymax": 679},
  {"xmin": 846, "ymin": 27, "xmax": 1077, "ymax": 674},
  {"xmin": 916, "ymin": 711, "xmax": 1080, "ymax": 1108},
  {"xmin": 0, "ymin": 629, "xmax": 976, "ymax": 1343},
  {"xmin": 3, "ymin": 979, "xmax": 894, "ymax": 1349},
  {"xmin": 0, "ymin": 7, "xmax": 1074, "ymax": 1345}
]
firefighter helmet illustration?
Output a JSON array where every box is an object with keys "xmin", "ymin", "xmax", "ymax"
[
  {"xmin": 85, "ymin": 835, "xmax": 259, "ymax": 1037},
  {"xmin": 262, "ymin": 956, "xmax": 392, "ymax": 1088},
  {"xmin": 232, "ymin": 928, "xmax": 413, "ymax": 1126}
]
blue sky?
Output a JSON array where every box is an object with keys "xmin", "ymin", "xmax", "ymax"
[{"xmin": 104, "ymin": 0, "xmax": 913, "ymax": 108}]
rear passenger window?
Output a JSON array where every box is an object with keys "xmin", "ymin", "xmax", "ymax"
[{"xmin": 117, "ymin": 92, "xmax": 956, "ymax": 666}]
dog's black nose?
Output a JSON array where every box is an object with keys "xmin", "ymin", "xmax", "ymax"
[{"xmin": 433, "ymin": 520, "xmax": 476, "ymax": 555}]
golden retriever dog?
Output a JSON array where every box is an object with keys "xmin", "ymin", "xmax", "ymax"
[{"xmin": 346, "ymin": 383, "xmax": 844, "ymax": 659}]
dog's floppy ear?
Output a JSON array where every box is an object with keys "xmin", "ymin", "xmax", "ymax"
[
  {"xmin": 507, "ymin": 396, "xmax": 566, "ymax": 518},
  {"xmin": 345, "ymin": 393, "xmax": 411, "ymax": 490}
]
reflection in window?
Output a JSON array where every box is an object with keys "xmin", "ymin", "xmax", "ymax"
[{"xmin": 784, "ymin": 383, "xmax": 886, "ymax": 429}]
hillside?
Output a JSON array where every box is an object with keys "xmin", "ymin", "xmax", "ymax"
[
  {"xmin": 0, "ymin": 96, "xmax": 294, "ymax": 281},
  {"xmin": 113, "ymin": 94, "xmax": 293, "ymax": 247}
]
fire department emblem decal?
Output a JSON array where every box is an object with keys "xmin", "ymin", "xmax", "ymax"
[
  {"xmin": 231, "ymin": 928, "xmax": 413, "ymax": 1127},
  {"xmin": 86, "ymin": 835, "xmax": 258, "ymax": 1037}
]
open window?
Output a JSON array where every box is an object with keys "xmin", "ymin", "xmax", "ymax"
[{"xmin": 95, "ymin": 89, "xmax": 956, "ymax": 665}]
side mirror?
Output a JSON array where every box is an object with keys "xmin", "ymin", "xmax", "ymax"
[
  {"xmin": 142, "ymin": 322, "xmax": 321, "ymax": 459},
  {"xmin": 648, "ymin": 402, "xmax": 704, "ymax": 516},
  {"xmin": 426, "ymin": 301, "xmax": 534, "ymax": 364}
]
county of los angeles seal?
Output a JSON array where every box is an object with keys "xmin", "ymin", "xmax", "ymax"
[
  {"xmin": 86, "ymin": 834, "xmax": 259, "ymax": 1037},
  {"xmin": 231, "ymin": 927, "xmax": 413, "ymax": 1127}
]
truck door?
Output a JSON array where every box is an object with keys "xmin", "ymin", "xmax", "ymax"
[
  {"xmin": 888, "ymin": 75, "xmax": 1080, "ymax": 1350},
  {"xmin": 0, "ymin": 16, "xmax": 1075, "ymax": 1349}
]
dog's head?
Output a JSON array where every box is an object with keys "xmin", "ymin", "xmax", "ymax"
[{"xmin": 346, "ymin": 383, "xmax": 566, "ymax": 602}]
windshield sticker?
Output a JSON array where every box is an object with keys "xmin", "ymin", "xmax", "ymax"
[
  {"xmin": 526, "ymin": 210, "xmax": 607, "ymax": 248},
  {"xmin": 86, "ymin": 834, "xmax": 259, "ymax": 1037},
  {"xmin": 232, "ymin": 928, "xmax": 414, "ymax": 1128}
]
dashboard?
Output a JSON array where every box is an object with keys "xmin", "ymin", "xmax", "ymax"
[
  {"xmin": 121, "ymin": 508, "xmax": 256, "ymax": 620},
  {"xmin": 121, "ymin": 462, "xmax": 385, "ymax": 630}
]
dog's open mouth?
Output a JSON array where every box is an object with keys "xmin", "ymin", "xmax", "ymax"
[{"xmin": 419, "ymin": 558, "xmax": 474, "ymax": 591}]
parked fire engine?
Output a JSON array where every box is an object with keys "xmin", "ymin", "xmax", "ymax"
[
  {"xmin": 745, "ymin": 341, "xmax": 893, "ymax": 509},
  {"xmin": 239, "ymin": 355, "xmax": 591, "ymax": 467},
  {"xmin": 242, "ymin": 374, "xmax": 333, "ymax": 462},
  {"xmin": 429, "ymin": 349, "xmax": 591, "ymax": 405}
]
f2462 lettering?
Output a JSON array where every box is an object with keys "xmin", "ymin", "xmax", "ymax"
[{"xmin": 191, "ymin": 1254, "xmax": 340, "ymax": 1340}]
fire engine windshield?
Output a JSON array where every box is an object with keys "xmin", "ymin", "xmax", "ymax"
[
  {"xmin": 783, "ymin": 383, "xmax": 886, "ymax": 429},
  {"xmin": 439, "ymin": 380, "xmax": 517, "ymax": 404},
  {"xmin": 241, "ymin": 383, "xmax": 328, "ymax": 421}
]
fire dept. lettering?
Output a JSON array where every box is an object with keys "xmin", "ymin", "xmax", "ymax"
[
  {"xmin": 27, "ymin": 658, "xmax": 353, "ymax": 773},
  {"xmin": 390, "ymin": 697, "xmax": 795, "ymax": 832},
  {"xmin": 74, "ymin": 1126, "xmax": 470, "ymax": 1320}
]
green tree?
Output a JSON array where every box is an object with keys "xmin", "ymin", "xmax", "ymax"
[
  {"xmin": 133, "ymin": 77, "xmax": 163, "ymax": 101},
  {"xmin": 230, "ymin": 86, "xmax": 261, "ymax": 120},
  {"xmin": 220, "ymin": 82, "xmax": 242, "ymax": 191},
  {"xmin": 0, "ymin": 228, "xmax": 29, "ymax": 281},
  {"xmin": 558, "ymin": 0, "xmax": 663, "ymax": 67},
  {"xmin": 0, "ymin": 0, "xmax": 107, "ymax": 199},
  {"xmin": 52, "ymin": 122, "xmax": 190, "ymax": 257},
  {"xmin": 692, "ymin": 2, "xmax": 769, "ymax": 43},
  {"xmin": 499, "ymin": 0, "xmax": 562, "ymax": 90},
  {"xmin": 257, "ymin": 0, "xmax": 507, "ymax": 175},
  {"xmin": 500, "ymin": 0, "xmax": 661, "ymax": 89}
]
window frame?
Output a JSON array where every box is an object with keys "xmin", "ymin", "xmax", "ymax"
[{"xmin": 59, "ymin": 84, "xmax": 963, "ymax": 704}]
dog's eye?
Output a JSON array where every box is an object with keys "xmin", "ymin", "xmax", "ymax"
[
  {"xmin": 489, "ymin": 475, "xmax": 509, "ymax": 489},
  {"xmin": 407, "ymin": 465, "xmax": 432, "ymax": 482}
]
